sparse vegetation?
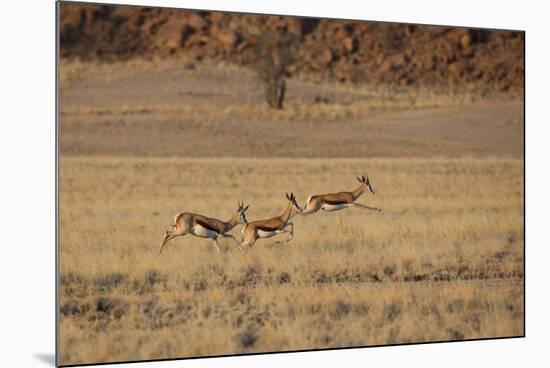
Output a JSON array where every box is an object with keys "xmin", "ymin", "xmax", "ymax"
[
  {"xmin": 59, "ymin": 156, "xmax": 524, "ymax": 365},
  {"xmin": 58, "ymin": 57, "xmax": 523, "ymax": 365}
]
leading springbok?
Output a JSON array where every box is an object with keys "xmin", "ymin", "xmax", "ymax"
[
  {"xmin": 157, "ymin": 202, "xmax": 250, "ymax": 255},
  {"xmin": 300, "ymin": 174, "xmax": 382, "ymax": 215},
  {"xmin": 241, "ymin": 193, "xmax": 301, "ymax": 248}
]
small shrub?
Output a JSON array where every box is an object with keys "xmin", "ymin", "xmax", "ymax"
[
  {"xmin": 233, "ymin": 291, "xmax": 251, "ymax": 306},
  {"xmin": 96, "ymin": 297, "xmax": 116, "ymax": 314},
  {"xmin": 354, "ymin": 303, "xmax": 370, "ymax": 316},
  {"xmin": 95, "ymin": 296, "xmax": 127, "ymax": 318},
  {"xmin": 446, "ymin": 328, "xmax": 465, "ymax": 340},
  {"xmin": 202, "ymin": 306, "xmax": 211, "ymax": 318},
  {"xmin": 383, "ymin": 302, "xmax": 402, "ymax": 322},
  {"xmin": 332, "ymin": 300, "xmax": 351, "ymax": 319},
  {"xmin": 193, "ymin": 278, "xmax": 208, "ymax": 292},
  {"xmin": 145, "ymin": 270, "xmax": 166, "ymax": 286},
  {"xmin": 315, "ymin": 271, "xmax": 331, "ymax": 284},
  {"xmin": 60, "ymin": 301, "xmax": 80, "ymax": 317},
  {"xmin": 383, "ymin": 266, "xmax": 396, "ymax": 278},
  {"xmin": 277, "ymin": 272, "xmax": 292, "ymax": 284},
  {"xmin": 93, "ymin": 273, "xmax": 127, "ymax": 292},
  {"xmin": 239, "ymin": 329, "xmax": 259, "ymax": 349},
  {"xmin": 241, "ymin": 266, "xmax": 262, "ymax": 286}
]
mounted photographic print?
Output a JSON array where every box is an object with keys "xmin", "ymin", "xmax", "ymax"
[{"xmin": 57, "ymin": 1, "xmax": 525, "ymax": 366}]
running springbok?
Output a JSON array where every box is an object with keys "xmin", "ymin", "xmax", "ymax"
[
  {"xmin": 241, "ymin": 193, "xmax": 301, "ymax": 248},
  {"xmin": 157, "ymin": 202, "xmax": 250, "ymax": 255},
  {"xmin": 300, "ymin": 174, "xmax": 381, "ymax": 215}
]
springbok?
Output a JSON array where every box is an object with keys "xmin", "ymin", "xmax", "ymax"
[
  {"xmin": 300, "ymin": 174, "xmax": 381, "ymax": 215},
  {"xmin": 241, "ymin": 193, "xmax": 301, "ymax": 248},
  {"xmin": 157, "ymin": 202, "xmax": 250, "ymax": 255}
]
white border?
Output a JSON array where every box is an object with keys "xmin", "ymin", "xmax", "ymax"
[{"xmin": 1, "ymin": 1, "xmax": 548, "ymax": 367}]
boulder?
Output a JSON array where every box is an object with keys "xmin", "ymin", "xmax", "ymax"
[
  {"xmin": 448, "ymin": 61, "xmax": 465, "ymax": 78},
  {"xmin": 186, "ymin": 13, "xmax": 208, "ymax": 31},
  {"xmin": 212, "ymin": 27, "xmax": 238, "ymax": 49},
  {"xmin": 343, "ymin": 37, "xmax": 356, "ymax": 53}
]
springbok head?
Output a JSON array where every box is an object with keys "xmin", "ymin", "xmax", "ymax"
[
  {"xmin": 286, "ymin": 192, "xmax": 302, "ymax": 212},
  {"xmin": 356, "ymin": 174, "xmax": 375, "ymax": 194},
  {"xmin": 237, "ymin": 201, "xmax": 250, "ymax": 224}
]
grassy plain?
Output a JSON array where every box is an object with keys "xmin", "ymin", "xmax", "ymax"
[
  {"xmin": 59, "ymin": 58, "xmax": 523, "ymax": 365},
  {"xmin": 59, "ymin": 157, "xmax": 523, "ymax": 364}
]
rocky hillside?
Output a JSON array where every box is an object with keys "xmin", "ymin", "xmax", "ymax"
[{"xmin": 59, "ymin": 3, "xmax": 524, "ymax": 92}]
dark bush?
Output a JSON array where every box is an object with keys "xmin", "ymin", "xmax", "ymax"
[
  {"xmin": 145, "ymin": 270, "xmax": 166, "ymax": 286},
  {"xmin": 447, "ymin": 328, "xmax": 465, "ymax": 340},
  {"xmin": 95, "ymin": 296, "xmax": 126, "ymax": 316},
  {"xmin": 240, "ymin": 329, "xmax": 259, "ymax": 348},
  {"xmin": 332, "ymin": 300, "xmax": 351, "ymax": 319},
  {"xmin": 241, "ymin": 266, "xmax": 262, "ymax": 286},
  {"xmin": 194, "ymin": 278, "xmax": 208, "ymax": 292},
  {"xmin": 354, "ymin": 302, "xmax": 370, "ymax": 316},
  {"xmin": 93, "ymin": 273, "xmax": 127, "ymax": 292},
  {"xmin": 60, "ymin": 301, "xmax": 80, "ymax": 317},
  {"xmin": 383, "ymin": 266, "xmax": 396, "ymax": 277},
  {"xmin": 383, "ymin": 302, "xmax": 402, "ymax": 322},
  {"xmin": 277, "ymin": 272, "xmax": 292, "ymax": 284}
]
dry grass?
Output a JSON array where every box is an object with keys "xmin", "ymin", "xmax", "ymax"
[
  {"xmin": 60, "ymin": 57, "xmax": 520, "ymax": 121},
  {"xmin": 59, "ymin": 57, "xmax": 523, "ymax": 365},
  {"xmin": 59, "ymin": 156, "xmax": 524, "ymax": 365}
]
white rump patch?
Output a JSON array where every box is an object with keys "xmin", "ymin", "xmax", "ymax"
[
  {"xmin": 257, "ymin": 229, "xmax": 281, "ymax": 238},
  {"xmin": 321, "ymin": 203, "xmax": 349, "ymax": 212},
  {"xmin": 305, "ymin": 195, "xmax": 313, "ymax": 208},
  {"xmin": 191, "ymin": 225, "xmax": 219, "ymax": 239}
]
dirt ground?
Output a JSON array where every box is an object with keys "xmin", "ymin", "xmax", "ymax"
[{"xmin": 60, "ymin": 59, "xmax": 523, "ymax": 158}]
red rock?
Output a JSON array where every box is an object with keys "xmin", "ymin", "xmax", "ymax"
[
  {"xmin": 58, "ymin": 3, "xmax": 524, "ymax": 91},
  {"xmin": 378, "ymin": 59, "xmax": 392, "ymax": 74},
  {"xmin": 460, "ymin": 33, "xmax": 472, "ymax": 48},
  {"xmin": 186, "ymin": 13, "xmax": 208, "ymax": 31},
  {"xmin": 318, "ymin": 47, "xmax": 333, "ymax": 65},
  {"xmin": 343, "ymin": 37, "xmax": 355, "ymax": 52},
  {"xmin": 448, "ymin": 62, "xmax": 465, "ymax": 78},
  {"xmin": 215, "ymin": 28, "xmax": 238, "ymax": 49}
]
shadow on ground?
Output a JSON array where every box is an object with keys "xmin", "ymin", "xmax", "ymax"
[{"xmin": 33, "ymin": 353, "xmax": 55, "ymax": 366}]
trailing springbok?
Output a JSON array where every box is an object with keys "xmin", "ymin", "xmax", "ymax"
[
  {"xmin": 241, "ymin": 193, "xmax": 301, "ymax": 248},
  {"xmin": 157, "ymin": 202, "xmax": 250, "ymax": 255},
  {"xmin": 300, "ymin": 174, "xmax": 381, "ymax": 215}
]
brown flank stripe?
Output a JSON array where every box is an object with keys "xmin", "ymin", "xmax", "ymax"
[
  {"xmin": 324, "ymin": 199, "xmax": 347, "ymax": 205},
  {"xmin": 256, "ymin": 225, "xmax": 278, "ymax": 232},
  {"xmin": 195, "ymin": 219, "xmax": 219, "ymax": 233}
]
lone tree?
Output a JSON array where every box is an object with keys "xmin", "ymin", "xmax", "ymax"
[{"xmin": 247, "ymin": 32, "xmax": 298, "ymax": 109}]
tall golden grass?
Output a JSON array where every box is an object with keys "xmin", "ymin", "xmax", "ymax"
[{"xmin": 59, "ymin": 156, "xmax": 523, "ymax": 365}]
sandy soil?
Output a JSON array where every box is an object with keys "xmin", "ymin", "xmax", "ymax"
[{"xmin": 60, "ymin": 59, "xmax": 523, "ymax": 158}]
